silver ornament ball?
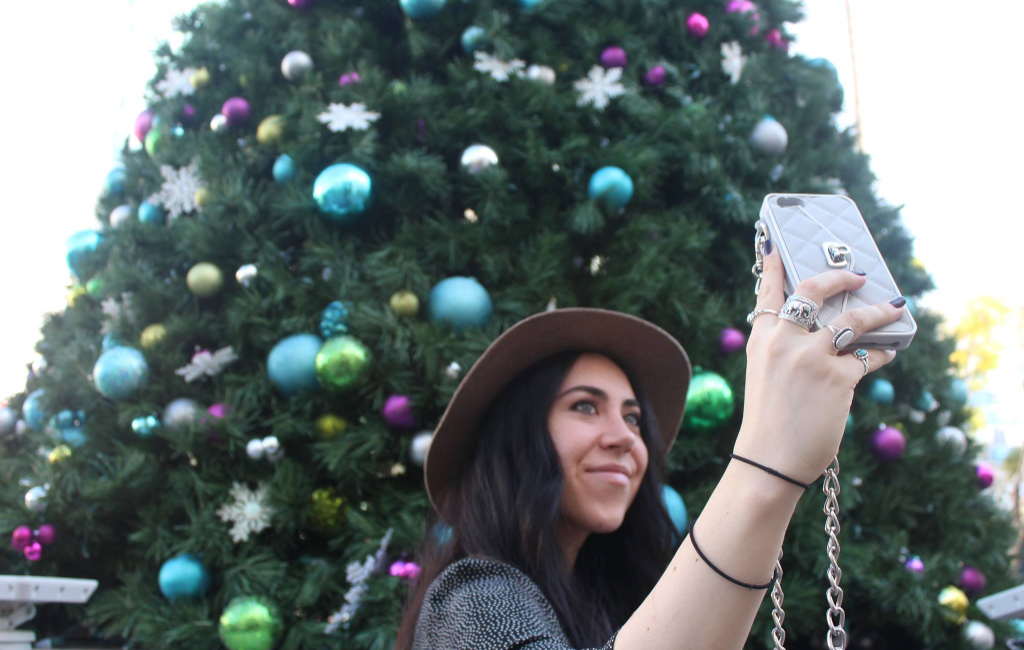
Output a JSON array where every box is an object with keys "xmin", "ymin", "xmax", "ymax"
[
  {"xmin": 0, "ymin": 407, "xmax": 17, "ymax": 435},
  {"xmin": 110, "ymin": 205, "xmax": 134, "ymax": 228},
  {"xmin": 210, "ymin": 114, "xmax": 229, "ymax": 133},
  {"xmin": 963, "ymin": 620, "xmax": 995, "ymax": 650},
  {"xmin": 15, "ymin": 420, "xmax": 29, "ymax": 437},
  {"xmin": 246, "ymin": 438, "xmax": 265, "ymax": 459},
  {"xmin": 444, "ymin": 361, "xmax": 462, "ymax": 380},
  {"xmin": 25, "ymin": 485, "xmax": 48, "ymax": 512},
  {"xmin": 460, "ymin": 144, "xmax": 499, "ymax": 174},
  {"xmin": 236, "ymin": 263, "xmax": 258, "ymax": 287},
  {"xmin": 527, "ymin": 64, "xmax": 556, "ymax": 85},
  {"xmin": 261, "ymin": 435, "xmax": 281, "ymax": 455},
  {"xmin": 163, "ymin": 398, "xmax": 204, "ymax": 432},
  {"xmin": 410, "ymin": 430, "xmax": 434, "ymax": 467},
  {"xmin": 936, "ymin": 426, "xmax": 968, "ymax": 456},
  {"xmin": 281, "ymin": 50, "xmax": 314, "ymax": 81},
  {"xmin": 750, "ymin": 116, "xmax": 788, "ymax": 155}
]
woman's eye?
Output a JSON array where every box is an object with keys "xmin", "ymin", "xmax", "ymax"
[{"xmin": 573, "ymin": 400, "xmax": 641, "ymax": 427}]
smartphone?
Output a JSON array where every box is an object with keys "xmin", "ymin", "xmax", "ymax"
[{"xmin": 754, "ymin": 193, "xmax": 917, "ymax": 352}]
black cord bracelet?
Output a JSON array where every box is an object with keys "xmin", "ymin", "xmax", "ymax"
[
  {"xmin": 729, "ymin": 453, "xmax": 812, "ymax": 490},
  {"xmin": 688, "ymin": 519, "xmax": 778, "ymax": 590}
]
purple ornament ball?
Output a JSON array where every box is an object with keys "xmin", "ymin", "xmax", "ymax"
[
  {"xmin": 339, "ymin": 72, "xmax": 361, "ymax": 87},
  {"xmin": 870, "ymin": 426, "xmax": 905, "ymax": 462},
  {"xmin": 765, "ymin": 28, "xmax": 788, "ymax": 50},
  {"xmin": 686, "ymin": 13, "xmax": 710, "ymax": 38},
  {"xmin": 221, "ymin": 97, "xmax": 251, "ymax": 128},
  {"xmin": 600, "ymin": 46, "xmax": 628, "ymax": 69},
  {"xmin": 36, "ymin": 524, "xmax": 57, "ymax": 546},
  {"xmin": 383, "ymin": 394, "xmax": 417, "ymax": 430},
  {"xmin": 643, "ymin": 65, "xmax": 666, "ymax": 87},
  {"xmin": 24, "ymin": 542, "xmax": 42, "ymax": 562},
  {"xmin": 11, "ymin": 526, "xmax": 32, "ymax": 551},
  {"xmin": 402, "ymin": 561, "xmax": 421, "ymax": 579},
  {"xmin": 182, "ymin": 103, "xmax": 196, "ymax": 124},
  {"xmin": 960, "ymin": 566, "xmax": 987, "ymax": 595},
  {"xmin": 134, "ymin": 110, "xmax": 154, "ymax": 142},
  {"xmin": 976, "ymin": 462, "xmax": 995, "ymax": 488},
  {"xmin": 719, "ymin": 327, "xmax": 746, "ymax": 354},
  {"xmin": 288, "ymin": 0, "xmax": 312, "ymax": 7},
  {"xmin": 207, "ymin": 403, "xmax": 231, "ymax": 419},
  {"xmin": 904, "ymin": 556, "xmax": 925, "ymax": 574}
]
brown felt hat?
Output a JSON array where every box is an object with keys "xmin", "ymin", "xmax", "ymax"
[{"xmin": 424, "ymin": 307, "xmax": 693, "ymax": 522}]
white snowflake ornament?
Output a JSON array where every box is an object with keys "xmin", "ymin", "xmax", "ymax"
[
  {"xmin": 573, "ymin": 65, "xmax": 626, "ymax": 111},
  {"xmin": 316, "ymin": 102, "xmax": 381, "ymax": 132},
  {"xmin": 721, "ymin": 41, "xmax": 748, "ymax": 85},
  {"xmin": 147, "ymin": 158, "xmax": 204, "ymax": 221},
  {"xmin": 216, "ymin": 482, "xmax": 274, "ymax": 543},
  {"xmin": 175, "ymin": 346, "xmax": 239, "ymax": 383},
  {"xmin": 473, "ymin": 51, "xmax": 526, "ymax": 82},
  {"xmin": 325, "ymin": 528, "xmax": 394, "ymax": 633},
  {"xmin": 156, "ymin": 66, "xmax": 198, "ymax": 99},
  {"xmin": 100, "ymin": 292, "xmax": 137, "ymax": 336}
]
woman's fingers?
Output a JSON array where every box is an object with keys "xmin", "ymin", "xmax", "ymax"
[
  {"xmin": 840, "ymin": 347, "xmax": 897, "ymax": 384},
  {"xmin": 791, "ymin": 269, "xmax": 870, "ymax": 308},
  {"xmin": 821, "ymin": 299, "xmax": 907, "ymax": 354}
]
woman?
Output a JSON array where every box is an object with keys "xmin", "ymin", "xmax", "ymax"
[{"xmin": 393, "ymin": 241, "xmax": 905, "ymax": 650}]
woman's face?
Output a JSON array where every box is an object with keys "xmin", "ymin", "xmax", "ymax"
[{"xmin": 548, "ymin": 353, "xmax": 649, "ymax": 558}]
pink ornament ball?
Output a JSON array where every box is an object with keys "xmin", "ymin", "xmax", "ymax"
[
  {"xmin": 36, "ymin": 524, "xmax": 56, "ymax": 546},
  {"xmin": 288, "ymin": 0, "xmax": 312, "ymax": 7},
  {"xmin": 904, "ymin": 556, "xmax": 925, "ymax": 574},
  {"xmin": 389, "ymin": 560, "xmax": 408, "ymax": 577},
  {"xmin": 11, "ymin": 526, "xmax": 32, "ymax": 551},
  {"xmin": 134, "ymin": 110, "xmax": 154, "ymax": 142},
  {"xmin": 182, "ymin": 103, "xmax": 196, "ymax": 124},
  {"xmin": 870, "ymin": 426, "xmax": 905, "ymax": 462},
  {"xmin": 402, "ymin": 561, "xmax": 421, "ymax": 580},
  {"xmin": 383, "ymin": 394, "xmax": 417, "ymax": 430},
  {"xmin": 976, "ymin": 462, "xmax": 995, "ymax": 489},
  {"xmin": 643, "ymin": 65, "xmax": 667, "ymax": 87},
  {"xmin": 765, "ymin": 28, "xmax": 788, "ymax": 50},
  {"xmin": 600, "ymin": 46, "xmax": 628, "ymax": 69},
  {"xmin": 719, "ymin": 327, "xmax": 746, "ymax": 354},
  {"xmin": 221, "ymin": 97, "xmax": 252, "ymax": 128},
  {"xmin": 687, "ymin": 13, "xmax": 710, "ymax": 38},
  {"xmin": 338, "ymin": 72, "xmax": 362, "ymax": 87},
  {"xmin": 24, "ymin": 542, "xmax": 43, "ymax": 562},
  {"xmin": 207, "ymin": 402, "xmax": 231, "ymax": 419},
  {"xmin": 725, "ymin": 0, "xmax": 761, "ymax": 35},
  {"xmin": 960, "ymin": 565, "xmax": 987, "ymax": 595}
]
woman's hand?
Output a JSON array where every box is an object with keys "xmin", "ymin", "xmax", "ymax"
[{"xmin": 733, "ymin": 240, "xmax": 905, "ymax": 485}]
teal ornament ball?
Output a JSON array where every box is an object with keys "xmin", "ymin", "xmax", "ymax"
[
  {"xmin": 267, "ymin": 334, "xmax": 324, "ymax": 397},
  {"xmin": 319, "ymin": 301, "xmax": 351, "ymax": 339},
  {"xmin": 682, "ymin": 370, "xmax": 735, "ymax": 431},
  {"xmin": 93, "ymin": 347, "xmax": 150, "ymax": 400},
  {"xmin": 138, "ymin": 201, "xmax": 166, "ymax": 225},
  {"xmin": 59, "ymin": 426, "xmax": 87, "ymax": 448},
  {"xmin": 517, "ymin": 0, "xmax": 546, "ymax": 9},
  {"xmin": 662, "ymin": 485, "xmax": 688, "ymax": 542},
  {"xmin": 66, "ymin": 230, "xmax": 104, "ymax": 280},
  {"xmin": 22, "ymin": 389, "xmax": 48, "ymax": 431},
  {"xmin": 866, "ymin": 378, "xmax": 895, "ymax": 404},
  {"xmin": 313, "ymin": 163, "xmax": 372, "ymax": 224},
  {"xmin": 159, "ymin": 554, "xmax": 211, "ymax": 601},
  {"xmin": 272, "ymin": 154, "xmax": 297, "ymax": 183},
  {"xmin": 102, "ymin": 333, "xmax": 124, "ymax": 352},
  {"xmin": 461, "ymin": 26, "xmax": 487, "ymax": 53},
  {"xmin": 218, "ymin": 596, "xmax": 284, "ymax": 650},
  {"xmin": 428, "ymin": 277, "xmax": 493, "ymax": 331},
  {"xmin": 948, "ymin": 378, "xmax": 970, "ymax": 406},
  {"xmin": 588, "ymin": 166, "xmax": 634, "ymax": 209},
  {"xmin": 104, "ymin": 167, "xmax": 126, "ymax": 195},
  {"xmin": 808, "ymin": 57, "xmax": 838, "ymax": 76},
  {"xmin": 51, "ymin": 410, "xmax": 87, "ymax": 448},
  {"xmin": 400, "ymin": 0, "xmax": 446, "ymax": 19},
  {"xmin": 132, "ymin": 415, "xmax": 162, "ymax": 438},
  {"xmin": 915, "ymin": 390, "xmax": 936, "ymax": 412}
]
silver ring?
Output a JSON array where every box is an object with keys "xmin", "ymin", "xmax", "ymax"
[
  {"xmin": 829, "ymin": 326, "xmax": 856, "ymax": 352},
  {"xmin": 746, "ymin": 308, "xmax": 779, "ymax": 325},
  {"xmin": 778, "ymin": 295, "xmax": 820, "ymax": 332},
  {"xmin": 854, "ymin": 348, "xmax": 870, "ymax": 375}
]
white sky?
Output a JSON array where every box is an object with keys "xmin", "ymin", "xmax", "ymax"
[{"xmin": 2, "ymin": 1, "xmax": 1021, "ymax": 418}]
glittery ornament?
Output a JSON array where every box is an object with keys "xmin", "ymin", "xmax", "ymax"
[
  {"xmin": 218, "ymin": 596, "xmax": 284, "ymax": 650},
  {"xmin": 22, "ymin": 389, "xmax": 48, "ymax": 431},
  {"xmin": 163, "ymin": 398, "xmax": 204, "ymax": 431},
  {"xmin": 66, "ymin": 230, "xmax": 104, "ymax": 281},
  {"xmin": 93, "ymin": 346, "xmax": 151, "ymax": 400},
  {"xmin": 309, "ymin": 487, "xmax": 347, "ymax": 534},
  {"xmin": 315, "ymin": 414, "xmax": 347, "ymax": 440},
  {"xmin": 319, "ymin": 301, "xmax": 351, "ymax": 339},
  {"xmin": 682, "ymin": 370, "xmax": 734, "ymax": 431},
  {"xmin": 315, "ymin": 336, "xmax": 373, "ymax": 391},
  {"xmin": 0, "ymin": 407, "xmax": 17, "ymax": 436},
  {"xmin": 938, "ymin": 586, "xmax": 969, "ymax": 624}
]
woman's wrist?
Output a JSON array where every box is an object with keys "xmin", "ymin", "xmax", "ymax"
[{"xmin": 722, "ymin": 451, "xmax": 806, "ymax": 518}]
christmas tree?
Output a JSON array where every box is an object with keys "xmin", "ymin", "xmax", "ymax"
[{"xmin": 0, "ymin": 0, "xmax": 1018, "ymax": 649}]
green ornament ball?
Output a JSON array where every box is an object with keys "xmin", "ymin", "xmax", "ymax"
[
  {"xmin": 682, "ymin": 370, "xmax": 735, "ymax": 431},
  {"xmin": 218, "ymin": 597, "xmax": 284, "ymax": 650},
  {"xmin": 315, "ymin": 336, "xmax": 373, "ymax": 391},
  {"xmin": 144, "ymin": 126, "xmax": 167, "ymax": 158}
]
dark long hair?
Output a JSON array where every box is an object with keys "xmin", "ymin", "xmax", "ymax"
[{"xmin": 392, "ymin": 349, "xmax": 678, "ymax": 649}]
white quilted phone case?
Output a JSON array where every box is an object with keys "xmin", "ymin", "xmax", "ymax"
[{"xmin": 754, "ymin": 193, "xmax": 917, "ymax": 351}]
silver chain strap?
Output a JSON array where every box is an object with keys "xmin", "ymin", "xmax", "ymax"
[{"xmin": 753, "ymin": 226, "xmax": 847, "ymax": 650}]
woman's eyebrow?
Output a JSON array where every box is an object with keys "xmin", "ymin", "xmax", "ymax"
[{"xmin": 558, "ymin": 385, "xmax": 641, "ymax": 409}]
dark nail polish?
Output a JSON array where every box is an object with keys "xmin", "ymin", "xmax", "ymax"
[
  {"xmin": 852, "ymin": 269, "xmax": 867, "ymax": 276},
  {"xmin": 890, "ymin": 296, "xmax": 907, "ymax": 308},
  {"xmin": 764, "ymin": 239, "xmax": 772, "ymax": 256}
]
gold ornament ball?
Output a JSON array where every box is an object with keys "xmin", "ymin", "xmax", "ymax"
[
  {"xmin": 309, "ymin": 487, "xmax": 347, "ymax": 535},
  {"xmin": 67, "ymin": 285, "xmax": 88, "ymax": 307},
  {"xmin": 938, "ymin": 585, "xmax": 969, "ymax": 624},
  {"xmin": 140, "ymin": 323, "xmax": 168, "ymax": 349},
  {"xmin": 911, "ymin": 257, "xmax": 926, "ymax": 272},
  {"xmin": 187, "ymin": 263, "xmax": 224, "ymax": 298},
  {"xmin": 256, "ymin": 115, "xmax": 286, "ymax": 147},
  {"xmin": 190, "ymin": 66, "xmax": 211, "ymax": 89},
  {"xmin": 389, "ymin": 290, "xmax": 420, "ymax": 317},
  {"xmin": 315, "ymin": 414, "xmax": 348, "ymax": 440},
  {"xmin": 194, "ymin": 187, "xmax": 213, "ymax": 209},
  {"xmin": 49, "ymin": 445, "xmax": 72, "ymax": 464}
]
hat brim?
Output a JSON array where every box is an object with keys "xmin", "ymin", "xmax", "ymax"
[{"xmin": 424, "ymin": 307, "xmax": 693, "ymax": 521}]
